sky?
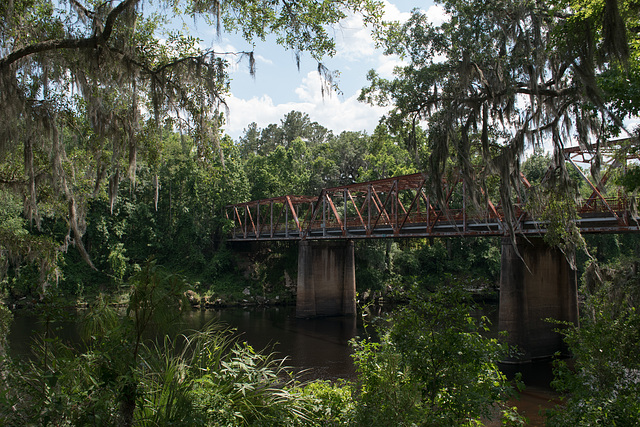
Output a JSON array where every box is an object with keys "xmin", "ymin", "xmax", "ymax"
[{"xmin": 183, "ymin": 0, "xmax": 448, "ymax": 140}]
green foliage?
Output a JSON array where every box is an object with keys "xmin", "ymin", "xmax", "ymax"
[
  {"xmin": 1, "ymin": 0, "xmax": 379, "ymax": 294},
  {"xmin": 246, "ymin": 138, "xmax": 315, "ymax": 199},
  {"xmin": 618, "ymin": 164, "xmax": 640, "ymax": 192},
  {"xmin": 48, "ymin": 130, "xmax": 251, "ymax": 299},
  {"xmin": 391, "ymin": 238, "xmax": 501, "ymax": 290},
  {"xmin": 239, "ymin": 114, "xmax": 421, "ymax": 202},
  {"xmin": 108, "ymin": 243, "xmax": 129, "ymax": 285},
  {"xmin": 301, "ymin": 380, "xmax": 354, "ymax": 426},
  {"xmin": 0, "ymin": 190, "xmax": 26, "ymax": 237},
  {"xmin": 0, "ymin": 190, "xmax": 62, "ymax": 301},
  {"xmin": 239, "ymin": 111, "xmax": 333, "ymax": 158},
  {"xmin": 522, "ymin": 153, "xmax": 587, "ymax": 268},
  {"xmin": 351, "ymin": 284, "xmax": 522, "ymax": 426},
  {"xmin": 547, "ymin": 258, "xmax": 640, "ymax": 426},
  {"xmin": 352, "ymin": 338, "xmax": 421, "ymax": 425},
  {"xmin": 361, "ymin": 0, "xmax": 639, "ymax": 244},
  {"xmin": 0, "ymin": 306, "xmax": 323, "ymax": 425},
  {"xmin": 355, "ymin": 241, "xmax": 391, "ymax": 293},
  {"xmin": 0, "ymin": 303, "xmax": 11, "ymax": 358},
  {"xmin": 538, "ymin": 193, "xmax": 584, "ymax": 257},
  {"xmin": 359, "ymin": 125, "xmax": 417, "ymax": 181},
  {"xmin": 0, "ymin": 260, "xmax": 190, "ymax": 425},
  {"xmin": 211, "ymin": 0, "xmax": 382, "ymax": 61},
  {"xmin": 353, "ymin": 237, "xmax": 501, "ymax": 299},
  {"xmin": 1, "ymin": 259, "xmax": 306, "ymax": 425},
  {"xmin": 522, "ymin": 153, "xmax": 553, "ymax": 186},
  {"xmin": 126, "ymin": 260, "xmax": 190, "ymax": 341},
  {"xmin": 190, "ymin": 340, "xmax": 308, "ymax": 426}
]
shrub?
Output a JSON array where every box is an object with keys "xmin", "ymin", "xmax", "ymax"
[{"xmin": 351, "ymin": 284, "xmax": 523, "ymax": 426}]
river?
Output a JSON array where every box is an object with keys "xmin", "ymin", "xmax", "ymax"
[
  {"xmin": 7, "ymin": 305, "xmax": 364, "ymax": 380},
  {"xmin": 7, "ymin": 304, "xmax": 558, "ymax": 425}
]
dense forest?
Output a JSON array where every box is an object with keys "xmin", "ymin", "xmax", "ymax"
[
  {"xmin": 1, "ymin": 0, "xmax": 640, "ymax": 424},
  {"xmin": 1, "ymin": 109, "xmax": 511, "ymax": 305}
]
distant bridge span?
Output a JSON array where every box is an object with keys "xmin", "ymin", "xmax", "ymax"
[{"xmin": 226, "ymin": 148, "xmax": 639, "ymax": 241}]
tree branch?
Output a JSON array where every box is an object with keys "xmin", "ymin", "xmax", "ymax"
[{"xmin": 0, "ymin": 0, "xmax": 140, "ymax": 71}]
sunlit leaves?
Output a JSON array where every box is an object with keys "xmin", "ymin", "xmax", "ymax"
[
  {"xmin": 548, "ymin": 273, "xmax": 640, "ymax": 426},
  {"xmin": 351, "ymin": 284, "xmax": 521, "ymax": 426}
]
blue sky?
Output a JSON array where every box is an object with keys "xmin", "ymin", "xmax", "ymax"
[{"xmin": 182, "ymin": 0, "xmax": 448, "ymax": 139}]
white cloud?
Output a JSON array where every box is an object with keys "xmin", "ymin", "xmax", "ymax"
[
  {"xmin": 333, "ymin": 0, "xmax": 413, "ymax": 62},
  {"xmin": 217, "ymin": 1, "xmax": 448, "ymax": 138},
  {"xmin": 254, "ymin": 54, "xmax": 274, "ymax": 66},
  {"xmin": 223, "ymin": 95, "xmax": 305, "ymax": 135},
  {"xmin": 332, "ymin": 1, "xmax": 446, "ymax": 77},
  {"xmin": 376, "ymin": 54, "xmax": 405, "ymax": 78},
  {"xmin": 223, "ymin": 71, "xmax": 389, "ymax": 139},
  {"xmin": 372, "ymin": 3, "xmax": 449, "ymax": 75},
  {"xmin": 423, "ymin": 4, "xmax": 449, "ymax": 26},
  {"xmin": 333, "ymin": 15, "xmax": 376, "ymax": 61},
  {"xmin": 382, "ymin": 0, "xmax": 412, "ymax": 22}
]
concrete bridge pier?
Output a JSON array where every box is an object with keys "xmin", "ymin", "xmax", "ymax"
[
  {"xmin": 296, "ymin": 240, "xmax": 357, "ymax": 318},
  {"xmin": 499, "ymin": 236, "xmax": 578, "ymax": 362}
]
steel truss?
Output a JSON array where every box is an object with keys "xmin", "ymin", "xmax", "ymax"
[{"xmin": 226, "ymin": 147, "xmax": 639, "ymax": 241}]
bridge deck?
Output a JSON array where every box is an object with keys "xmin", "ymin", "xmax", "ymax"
[{"xmin": 226, "ymin": 170, "xmax": 639, "ymax": 241}]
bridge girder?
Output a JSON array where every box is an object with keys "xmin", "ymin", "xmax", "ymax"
[{"xmin": 226, "ymin": 148, "xmax": 640, "ymax": 241}]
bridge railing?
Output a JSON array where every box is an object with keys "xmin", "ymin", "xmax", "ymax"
[
  {"xmin": 226, "ymin": 184, "xmax": 637, "ymax": 241},
  {"xmin": 226, "ymin": 145, "xmax": 640, "ymax": 240}
]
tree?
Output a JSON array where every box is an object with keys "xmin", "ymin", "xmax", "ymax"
[
  {"xmin": 238, "ymin": 122, "xmax": 261, "ymax": 158},
  {"xmin": 0, "ymin": 0, "xmax": 380, "ymax": 288},
  {"xmin": 547, "ymin": 258, "xmax": 640, "ymax": 426},
  {"xmin": 237, "ymin": 111, "xmax": 333, "ymax": 157},
  {"xmin": 360, "ymin": 124, "xmax": 417, "ymax": 180},
  {"xmin": 245, "ymin": 137, "xmax": 315, "ymax": 199},
  {"xmin": 361, "ymin": 0, "xmax": 638, "ymax": 234},
  {"xmin": 281, "ymin": 110, "xmax": 333, "ymax": 148},
  {"xmin": 351, "ymin": 284, "xmax": 522, "ymax": 426},
  {"xmin": 323, "ymin": 131, "xmax": 371, "ymax": 185}
]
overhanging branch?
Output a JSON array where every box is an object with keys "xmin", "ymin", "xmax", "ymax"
[{"xmin": 0, "ymin": 0, "xmax": 140, "ymax": 71}]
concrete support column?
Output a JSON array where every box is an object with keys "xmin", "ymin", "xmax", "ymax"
[
  {"xmin": 296, "ymin": 240, "xmax": 357, "ymax": 318},
  {"xmin": 499, "ymin": 236, "xmax": 578, "ymax": 361}
]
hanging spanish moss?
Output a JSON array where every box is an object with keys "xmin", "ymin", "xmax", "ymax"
[
  {"xmin": 0, "ymin": 0, "xmax": 230, "ymax": 282},
  {"xmin": 1, "ymin": 0, "xmax": 378, "ymax": 291},
  {"xmin": 362, "ymin": 0, "xmax": 637, "ymax": 260}
]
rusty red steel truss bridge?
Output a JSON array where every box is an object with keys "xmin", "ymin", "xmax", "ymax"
[{"xmin": 226, "ymin": 147, "xmax": 640, "ymax": 241}]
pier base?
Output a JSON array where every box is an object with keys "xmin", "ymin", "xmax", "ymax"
[
  {"xmin": 296, "ymin": 240, "xmax": 356, "ymax": 318},
  {"xmin": 499, "ymin": 237, "xmax": 578, "ymax": 361}
]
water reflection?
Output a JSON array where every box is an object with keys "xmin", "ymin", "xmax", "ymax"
[
  {"xmin": 8, "ymin": 306, "xmax": 363, "ymax": 381},
  {"xmin": 7, "ymin": 304, "xmax": 555, "ymax": 386},
  {"xmin": 180, "ymin": 307, "xmax": 360, "ymax": 380}
]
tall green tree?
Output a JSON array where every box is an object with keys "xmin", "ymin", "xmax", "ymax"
[
  {"xmin": 56, "ymin": 129, "xmax": 249, "ymax": 297},
  {"xmin": 238, "ymin": 111, "xmax": 333, "ymax": 158},
  {"xmin": 245, "ymin": 137, "xmax": 315, "ymax": 199},
  {"xmin": 352, "ymin": 284, "xmax": 521, "ymax": 426},
  {"xmin": 361, "ymin": 0, "xmax": 638, "ymax": 231},
  {"xmin": 0, "ymin": 0, "xmax": 380, "ymax": 290}
]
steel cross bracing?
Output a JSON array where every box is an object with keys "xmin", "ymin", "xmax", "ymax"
[{"xmin": 226, "ymin": 148, "xmax": 640, "ymax": 241}]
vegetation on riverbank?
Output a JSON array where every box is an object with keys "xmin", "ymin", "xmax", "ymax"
[
  {"xmin": 2, "ymin": 0, "xmax": 640, "ymax": 424},
  {"xmin": 0, "ymin": 277, "xmax": 524, "ymax": 426}
]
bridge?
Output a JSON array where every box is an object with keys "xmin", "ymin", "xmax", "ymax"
[{"xmin": 225, "ymin": 146, "xmax": 639, "ymax": 361}]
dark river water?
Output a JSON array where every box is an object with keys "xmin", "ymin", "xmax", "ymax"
[
  {"xmin": 7, "ymin": 304, "xmax": 557, "ymax": 424},
  {"xmin": 7, "ymin": 305, "xmax": 365, "ymax": 381},
  {"xmin": 7, "ymin": 303, "xmax": 553, "ymax": 383}
]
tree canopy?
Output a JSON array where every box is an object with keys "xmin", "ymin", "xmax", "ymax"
[
  {"xmin": 361, "ymin": 0, "xmax": 639, "ymax": 232},
  {"xmin": 0, "ymin": 0, "xmax": 380, "ymax": 276}
]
